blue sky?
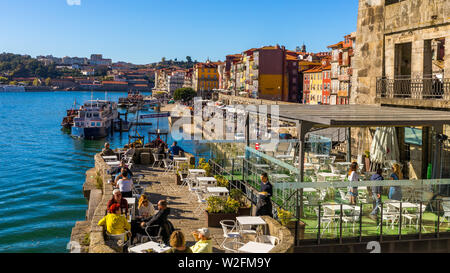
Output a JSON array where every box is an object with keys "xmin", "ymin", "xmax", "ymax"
[{"xmin": 1, "ymin": 0, "xmax": 358, "ymax": 64}]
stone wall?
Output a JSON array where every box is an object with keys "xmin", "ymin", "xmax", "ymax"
[
  {"xmin": 260, "ymin": 216, "xmax": 295, "ymax": 253},
  {"xmin": 218, "ymin": 93, "xmax": 299, "ymax": 106}
]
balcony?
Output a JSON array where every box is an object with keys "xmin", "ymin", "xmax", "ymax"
[
  {"xmin": 338, "ymin": 74, "xmax": 350, "ymax": 81},
  {"xmin": 376, "ymin": 77, "xmax": 450, "ymax": 100},
  {"xmin": 337, "ymin": 90, "xmax": 348, "ymax": 97}
]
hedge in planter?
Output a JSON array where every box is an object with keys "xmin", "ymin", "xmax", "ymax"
[{"xmin": 205, "ymin": 196, "xmax": 240, "ymax": 228}]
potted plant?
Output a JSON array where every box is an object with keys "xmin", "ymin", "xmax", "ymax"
[
  {"xmin": 230, "ymin": 188, "xmax": 251, "ymax": 216},
  {"xmin": 205, "ymin": 196, "xmax": 240, "ymax": 227},
  {"xmin": 277, "ymin": 208, "xmax": 305, "ymax": 240},
  {"xmin": 198, "ymin": 158, "xmax": 211, "ymax": 176}
]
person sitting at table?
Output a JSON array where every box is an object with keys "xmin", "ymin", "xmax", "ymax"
[
  {"xmin": 98, "ymin": 203, "xmax": 131, "ymax": 239},
  {"xmin": 388, "ymin": 163, "xmax": 403, "ymax": 201},
  {"xmin": 256, "ymin": 172, "xmax": 273, "ymax": 218},
  {"xmin": 190, "ymin": 228, "xmax": 212, "ymax": 253},
  {"xmin": 109, "ymin": 160, "xmax": 133, "ymax": 181},
  {"xmin": 114, "ymin": 169, "xmax": 133, "ymax": 198},
  {"xmin": 164, "ymin": 231, "xmax": 193, "ymax": 253},
  {"xmin": 169, "ymin": 141, "xmax": 184, "ymax": 160},
  {"xmin": 101, "ymin": 142, "xmax": 116, "ymax": 157},
  {"xmin": 107, "ymin": 189, "xmax": 129, "ymax": 216},
  {"xmin": 137, "ymin": 194, "xmax": 155, "ymax": 219},
  {"xmin": 347, "ymin": 162, "xmax": 360, "ymax": 205},
  {"xmin": 157, "ymin": 142, "xmax": 167, "ymax": 159},
  {"xmin": 369, "ymin": 168, "xmax": 384, "ymax": 220},
  {"xmin": 137, "ymin": 200, "xmax": 173, "ymax": 244}
]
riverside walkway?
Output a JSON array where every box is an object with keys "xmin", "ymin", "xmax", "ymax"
[{"xmin": 132, "ymin": 164, "xmax": 226, "ymax": 253}]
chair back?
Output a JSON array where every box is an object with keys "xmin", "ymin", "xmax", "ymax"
[
  {"xmin": 256, "ymin": 235, "xmax": 280, "ymax": 246},
  {"xmin": 323, "ymin": 207, "xmax": 335, "ymax": 217},
  {"xmin": 219, "ymin": 220, "xmax": 236, "ymax": 237},
  {"xmin": 443, "ymin": 201, "xmax": 450, "ymax": 217}
]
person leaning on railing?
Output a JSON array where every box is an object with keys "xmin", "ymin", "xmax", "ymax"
[{"xmin": 388, "ymin": 163, "xmax": 403, "ymax": 201}]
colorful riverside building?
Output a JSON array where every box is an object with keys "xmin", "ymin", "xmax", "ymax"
[
  {"xmin": 193, "ymin": 61, "xmax": 221, "ymax": 97},
  {"xmin": 226, "ymin": 45, "xmax": 300, "ymax": 102},
  {"xmin": 304, "ymin": 66, "xmax": 323, "ymax": 104},
  {"xmin": 327, "ymin": 32, "xmax": 356, "ymax": 105}
]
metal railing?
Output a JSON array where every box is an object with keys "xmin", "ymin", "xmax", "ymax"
[
  {"xmin": 207, "ymin": 157, "xmax": 450, "ymax": 246},
  {"xmin": 376, "ymin": 77, "xmax": 449, "ymax": 99}
]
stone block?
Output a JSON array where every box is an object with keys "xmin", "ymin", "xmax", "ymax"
[{"xmin": 140, "ymin": 152, "xmax": 151, "ymax": 165}]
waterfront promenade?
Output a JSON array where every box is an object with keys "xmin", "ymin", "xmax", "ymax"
[{"xmin": 132, "ymin": 164, "xmax": 226, "ymax": 252}]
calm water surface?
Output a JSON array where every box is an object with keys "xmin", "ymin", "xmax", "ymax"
[{"xmin": 0, "ymin": 91, "xmax": 210, "ymax": 253}]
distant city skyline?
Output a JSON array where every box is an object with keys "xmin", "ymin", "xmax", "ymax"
[{"xmin": 1, "ymin": 0, "xmax": 358, "ymax": 65}]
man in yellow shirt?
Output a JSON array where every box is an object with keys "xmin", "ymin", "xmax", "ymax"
[{"xmin": 190, "ymin": 228, "xmax": 212, "ymax": 253}]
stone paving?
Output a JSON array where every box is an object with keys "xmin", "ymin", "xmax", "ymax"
[{"xmin": 133, "ymin": 164, "xmax": 226, "ymax": 253}]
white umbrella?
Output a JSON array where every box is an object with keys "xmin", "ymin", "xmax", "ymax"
[{"xmin": 370, "ymin": 127, "xmax": 400, "ymax": 167}]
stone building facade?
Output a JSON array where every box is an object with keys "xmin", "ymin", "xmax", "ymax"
[{"xmin": 352, "ymin": 0, "xmax": 450, "ymax": 180}]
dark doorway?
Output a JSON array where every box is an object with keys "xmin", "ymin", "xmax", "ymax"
[{"xmin": 394, "ymin": 42, "xmax": 412, "ymax": 97}]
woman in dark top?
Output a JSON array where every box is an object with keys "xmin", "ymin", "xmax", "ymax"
[{"xmin": 256, "ymin": 173, "xmax": 273, "ymax": 217}]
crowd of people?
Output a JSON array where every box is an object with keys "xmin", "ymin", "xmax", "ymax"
[{"xmin": 97, "ymin": 142, "xmax": 213, "ymax": 253}]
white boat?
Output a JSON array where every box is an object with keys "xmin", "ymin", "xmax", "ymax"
[{"xmin": 1, "ymin": 85, "xmax": 25, "ymax": 92}]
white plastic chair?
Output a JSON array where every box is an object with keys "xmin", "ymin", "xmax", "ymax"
[
  {"xmin": 219, "ymin": 220, "xmax": 242, "ymax": 249},
  {"xmin": 222, "ymin": 241, "xmax": 245, "ymax": 253},
  {"xmin": 255, "ymin": 235, "xmax": 280, "ymax": 246},
  {"xmin": 106, "ymin": 231, "xmax": 131, "ymax": 249},
  {"xmin": 441, "ymin": 201, "xmax": 450, "ymax": 226},
  {"xmin": 162, "ymin": 159, "xmax": 174, "ymax": 174},
  {"xmin": 193, "ymin": 191, "xmax": 207, "ymax": 216},
  {"xmin": 152, "ymin": 154, "xmax": 164, "ymax": 168}
]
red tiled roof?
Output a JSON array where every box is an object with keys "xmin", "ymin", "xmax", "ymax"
[{"xmin": 102, "ymin": 81, "xmax": 128, "ymax": 85}]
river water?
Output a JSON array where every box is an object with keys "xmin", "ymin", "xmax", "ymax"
[{"xmin": 0, "ymin": 91, "xmax": 211, "ymax": 253}]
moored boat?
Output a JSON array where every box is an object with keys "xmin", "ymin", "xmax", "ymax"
[{"xmin": 71, "ymin": 100, "xmax": 118, "ymax": 139}]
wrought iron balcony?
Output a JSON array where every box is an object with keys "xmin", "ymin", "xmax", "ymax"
[{"xmin": 376, "ymin": 77, "xmax": 449, "ymax": 100}]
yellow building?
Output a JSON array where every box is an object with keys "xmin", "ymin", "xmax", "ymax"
[
  {"xmin": 193, "ymin": 61, "xmax": 220, "ymax": 92},
  {"xmin": 304, "ymin": 66, "xmax": 323, "ymax": 104}
]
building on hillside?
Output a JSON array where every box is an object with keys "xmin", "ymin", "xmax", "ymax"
[
  {"xmin": 90, "ymin": 54, "xmax": 112, "ymax": 66},
  {"xmin": 322, "ymin": 64, "xmax": 332, "ymax": 104},
  {"xmin": 167, "ymin": 70, "xmax": 186, "ymax": 94}
]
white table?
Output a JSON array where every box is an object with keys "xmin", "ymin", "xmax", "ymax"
[
  {"xmin": 302, "ymin": 187, "xmax": 317, "ymax": 193},
  {"xmin": 323, "ymin": 204, "xmax": 355, "ymax": 211},
  {"xmin": 196, "ymin": 177, "xmax": 217, "ymax": 188},
  {"xmin": 128, "ymin": 241, "xmax": 171, "ymax": 253},
  {"xmin": 125, "ymin": 198, "xmax": 136, "ymax": 221},
  {"xmin": 188, "ymin": 169, "xmax": 206, "ymax": 175},
  {"xmin": 253, "ymin": 164, "xmax": 270, "ymax": 169},
  {"xmin": 317, "ymin": 172, "xmax": 342, "ymax": 181},
  {"xmin": 238, "ymin": 241, "xmax": 274, "ymax": 253},
  {"xmin": 125, "ymin": 198, "xmax": 136, "ymax": 206},
  {"xmin": 335, "ymin": 162, "xmax": 352, "ymax": 166},
  {"xmin": 173, "ymin": 157, "xmax": 188, "ymax": 161},
  {"xmin": 236, "ymin": 216, "xmax": 267, "ymax": 226},
  {"xmin": 388, "ymin": 202, "xmax": 422, "ymax": 210},
  {"xmin": 102, "ymin": 155, "xmax": 118, "ymax": 161},
  {"xmin": 270, "ymin": 174, "xmax": 290, "ymax": 180},
  {"xmin": 206, "ymin": 187, "xmax": 229, "ymax": 197},
  {"xmin": 106, "ymin": 161, "xmax": 121, "ymax": 167}
]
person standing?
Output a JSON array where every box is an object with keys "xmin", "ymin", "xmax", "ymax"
[
  {"xmin": 369, "ymin": 168, "xmax": 384, "ymax": 220},
  {"xmin": 347, "ymin": 162, "xmax": 360, "ymax": 205},
  {"xmin": 256, "ymin": 173, "xmax": 273, "ymax": 217},
  {"xmin": 388, "ymin": 163, "xmax": 403, "ymax": 201},
  {"xmin": 169, "ymin": 141, "xmax": 184, "ymax": 160}
]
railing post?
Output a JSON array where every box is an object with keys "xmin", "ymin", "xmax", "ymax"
[
  {"xmin": 414, "ymin": 201, "xmax": 420, "ymax": 239},
  {"xmin": 295, "ymin": 202, "xmax": 299, "ymax": 247},
  {"xmin": 318, "ymin": 204, "xmax": 321, "ymax": 245},
  {"xmin": 359, "ymin": 203, "xmax": 362, "ymax": 242},
  {"xmin": 380, "ymin": 202, "xmax": 383, "ymax": 242},
  {"xmin": 437, "ymin": 199, "xmax": 441, "ymax": 238},
  {"xmin": 339, "ymin": 203, "xmax": 343, "ymax": 244},
  {"xmin": 399, "ymin": 202, "xmax": 403, "ymax": 240}
]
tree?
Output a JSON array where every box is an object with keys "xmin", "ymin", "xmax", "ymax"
[
  {"xmin": 173, "ymin": 87, "xmax": 197, "ymax": 102},
  {"xmin": 45, "ymin": 77, "xmax": 51, "ymax": 86},
  {"xmin": 32, "ymin": 78, "xmax": 39, "ymax": 86},
  {"xmin": 0, "ymin": 76, "xmax": 7, "ymax": 84},
  {"xmin": 186, "ymin": 56, "xmax": 192, "ymax": 63},
  {"xmin": 161, "ymin": 57, "xmax": 166, "ymax": 63}
]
